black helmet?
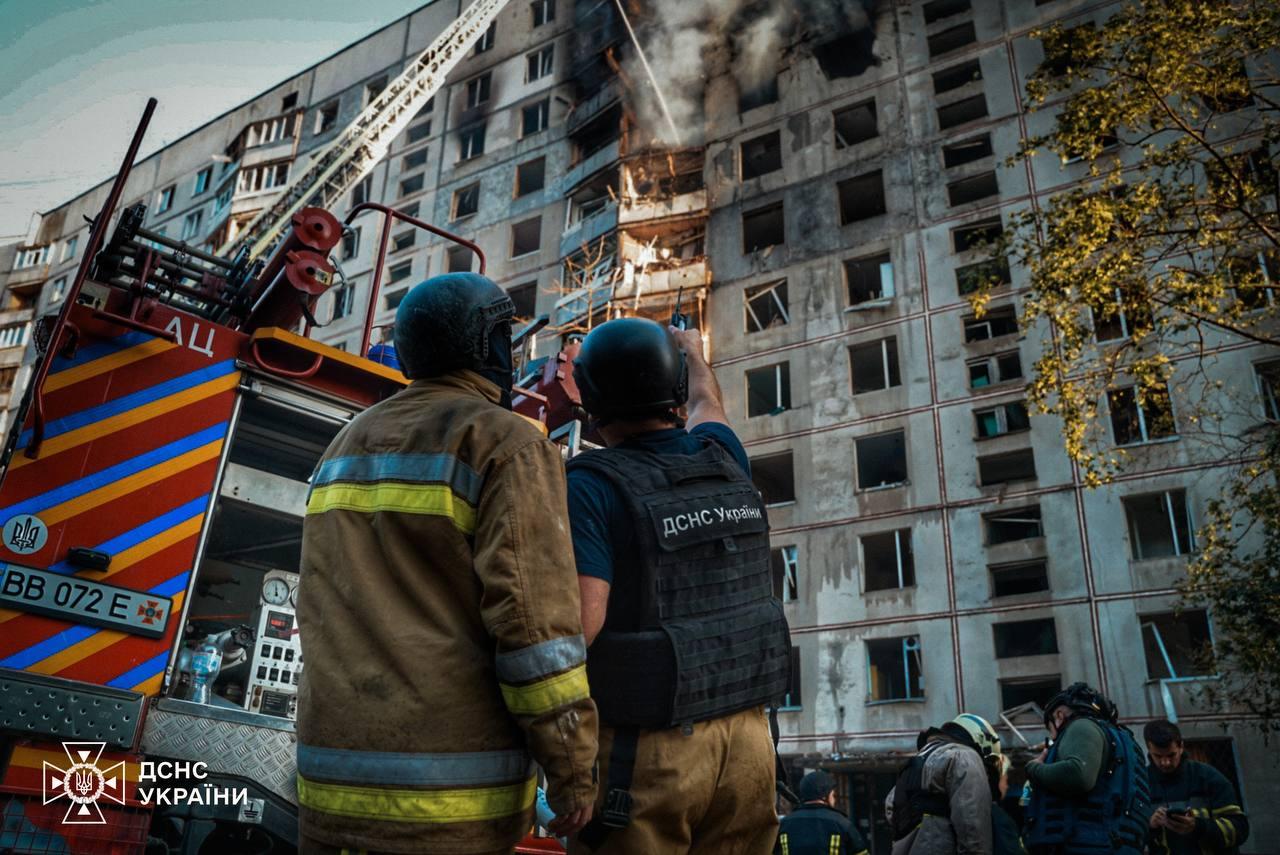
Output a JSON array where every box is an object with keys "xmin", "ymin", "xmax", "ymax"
[
  {"xmin": 796, "ymin": 770, "xmax": 837, "ymax": 802},
  {"xmin": 573, "ymin": 318, "xmax": 688, "ymax": 421},
  {"xmin": 393, "ymin": 273, "xmax": 515, "ymax": 393},
  {"xmin": 1043, "ymin": 682, "xmax": 1118, "ymax": 727}
]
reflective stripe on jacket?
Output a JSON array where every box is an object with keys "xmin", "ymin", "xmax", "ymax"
[{"xmin": 297, "ymin": 371, "xmax": 598, "ymax": 854}]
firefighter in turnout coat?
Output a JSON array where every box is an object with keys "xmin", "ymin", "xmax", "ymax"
[{"xmin": 297, "ymin": 273, "xmax": 598, "ymax": 854}]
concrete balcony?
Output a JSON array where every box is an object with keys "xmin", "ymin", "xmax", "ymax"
[
  {"xmin": 567, "ymin": 79, "xmax": 622, "ymax": 134},
  {"xmin": 559, "ymin": 203, "xmax": 619, "ymax": 259},
  {"xmin": 614, "ymin": 259, "xmax": 708, "ymax": 300},
  {"xmin": 240, "ymin": 140, "xmax": 295, "ymax": 169},
  {"xmin": 618, "ymin": 189, "xmax": 708, "ymax": 226},
  {"xmin": 557, "ymin": 141, "xmax": 620, "ymax": 197},
  {"xmin": 4, "ymin": 265, "xmax": 49, "ymax": 296}
]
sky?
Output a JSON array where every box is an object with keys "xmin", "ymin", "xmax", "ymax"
[{"xmin": 0, "ymin": 0, "xmax": 431, "ymax": 240}]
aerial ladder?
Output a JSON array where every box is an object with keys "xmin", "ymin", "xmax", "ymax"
[{"xmin": 0, "ymin": 0, "xmax": 592, "ymax": 851}]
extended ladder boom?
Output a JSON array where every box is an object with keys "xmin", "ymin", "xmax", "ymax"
[{"xmin": 221, "ymin": 0, "xmax": 512, "ymax": 260}]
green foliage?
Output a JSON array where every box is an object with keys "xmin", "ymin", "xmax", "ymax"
[{"xmin": 989, "ymin": 0, "xmax": 1280, "ymax": 731}]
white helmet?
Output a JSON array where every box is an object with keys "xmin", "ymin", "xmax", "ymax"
[{"xmin": 951, "ymin": 713, "xmax": 1002, "ymax": 761}]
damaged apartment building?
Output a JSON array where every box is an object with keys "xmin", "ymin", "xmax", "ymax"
[{"xmin": 0, "ymin": 0, "xmax": 1275, "ymax": 850}]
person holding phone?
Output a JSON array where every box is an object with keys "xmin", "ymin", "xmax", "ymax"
[{"xmin": 1144, "ymin": 720, "xmax": 1250, "ymax": 854}]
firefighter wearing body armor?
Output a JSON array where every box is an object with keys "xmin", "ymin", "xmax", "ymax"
[
  {"xmin": 563, "ymin": 317, "xmax": 791, "ymax": 854},
  {"xmin": 297, "ymin": 273, "xmax": 598, "ymax": 854},
  {"xmin": 1023, "ymin": 683, "xmax": 1152, "ymax": 855}
]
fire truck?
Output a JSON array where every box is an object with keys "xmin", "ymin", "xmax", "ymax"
[{"xmin": 0, "ymin": 1, "xmax": 588, "ymax": 851}]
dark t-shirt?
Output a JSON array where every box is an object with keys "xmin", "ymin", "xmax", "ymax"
[{"xmin": 566, "ymin": 423, "xmax": 750, "ymax": 583}]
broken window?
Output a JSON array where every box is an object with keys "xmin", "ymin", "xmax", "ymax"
[
  {"xmin": 744, "ymin": 280, "xmax": 789, "ymax": 332},
  {"xmin": 316, "ymin": 100, "xmax": 339, "ymax": 134},
  {"xmin": 459, "ymin": 124, "xmax": 486, "ymax": 160},
  {"xmin": 408, "ymin": 120, "xmax": 432, "ymax": 144},
  {"xmin": 938, "ymin": 94, "xmax": 988, "ymax": 130},
  {"xmin": 567, "ymin": 172, "xmax": 613, "ymax": 225},
  {"xmin": 948, "ymin": 171, "xmax": 999, "ymax": 206},
  {"xmin": 475, "ymin": 20, "xmax": 496, "ymax": 54},
  {"xmin": 782, "ymin": 646, "xmax": 802, "ymax": 708},
  {"xmin": 845, "ymin": 254, "xmax": 894, "ymax": 305},
  {"xmin": 521, "ymin": 99, "xmax": 550, "ymax": 137},
  {"xmin": 856, "ymin": 431, "xmax": 908, "ymax": 490},
  {"xmin": 978, "ymin": 449, "xmax": 1037, "ymax": 486},
  {"xmin": 515, "ymin": 157, "xmax": 546, "ymax": 197},
  {"xmin": 739, "ymin": 77, "xmax": 779, "ymax": 113},
  {"xmin": 838, "ymin": 171, "xmax": 886, "ymax": 224},
  {"xmin": 751, "ymin": 452, "xmax": 795, "ymax": 505},
  {"xmin": 772, "ymin": 545, "xmax": 799, "ymax": 603},
  {"xmin": 963, "ymin": 304, "xmax": 1019, "ymax": 342},
  {"xmin": 984, "ymin": 505, "xmax": 1043, "ymax": 544},
  {"xmin": 994, "ymin": 618, "xmax": 1058, "ymax": 658},
  {"xmin": 352, "ymin": 175, "xmax": 373, "ymax": 207},
  {"xmin": 452, "ymin": 183, "xmax": 480, "ymax": 219},
  {"xmin": 943, "ymin": 135, "xmax": 994, "ymax": 168},
  {"xmin": 1256, "ymin": 360, "xmax": 1280, "ymax": 420},
  {"xmin": 403, "ymin": 148, "xmax": 429, "ymax": 170},
  {"xmin": 511, "ymin": 216, "xmax": 542, "ymax": 257},
  {"xmin": 387, "ymin": 260, "xmax": 413, "ymax": 285},
  {"xmin": 1092, "ymin": 285, "xmax": 1153, "ymax": 341},
  {"xmin": 341, "ymin": 227, "xmax": 360, "ymax": 261},
  {"xmin": 1124, "ymin": 490, "xmax": 1195, "ymax": 560},
  {"xmin": 933, "ymin": 59, "xmax": 982, "ymax": 95},
  {"xmin": 952, "ymin": 216, "xmax": 1003, "ymax": 253},
  {"xmin": 834, "ymin": 99, "xmax": 878, "ymax": 148},
  {"xmin": 867, "ymin": 636, "xmax": 923, "ymax": 701},
  {"xmin": 743, "ymin": 202, "xmax": 785, "ymax": 252},
  {"xmin": 975, "ymin": 401, "xmax": 1030, "ymax": 438},
  {"xmin": 384, "ymin": 287, "xmax": 409, "ymax": 311},
  {"xmin": 862, "ymin": 529, "xmax": 915, "ymax": 591},
  {"xmin": 531, "ymin": 0, "xmax": 555, "ymax": 27},
  {"xmin": 156, "ymin": 185, "xmax": 174, "ymax": 214},
  {"xmin": 746, "ymin": 362, "xmax": 791, "ymax": 417},
  {"xmin": 392, "ymin": 231, "xmax": 415, "ymax": 253},
  {"xmin": 923, "ymin": 0, "xmax": 971, "ymax": 24},
  {"xmin": 1000, "ymin": 675, "xmax": 1061, "ymax": 710},
  {"xmin": 364, "ymin": 75, "xmax": 387, "ymax": 106},
  {"xmin": 956, "ymin": 256, "xmax": 1011, "ymax": 296},
  {"xmin": 741, "ymin": 131, "xmax": 782, "ymax": 180},
  {"xmin": 991, "ymin": 560, "xmax": 1050, "ymax": 597},
  {"xmin": 331, "ymin": 283, "xmax": 354, "ymax": 321},
  {"xmin": 447, "ymin": 245, "xmax": 472, "ymax": 273},
  {"xmin": 508, "ymin": 281, "xmax": 537, "ymax": 320},
  {"xmin": 399, "ymin": 174, "xmax": 424, "ymax": 197},
  {"xmin": 928, "ymin": 21, "xmax": 976, "ymax": 58},
  {"xmin": 281, "ymin": 92, "xmax": 298, "ymax": 111},
  {"xmin": 527, "ymin": 46, "xmax": 554, "ymax": 82},
  {"xmin": 968, "ymin": 350, "xmax": 1022, "ymax": 387},
  {"xmin": 1108, "ymin": 384, "xmax": 1175, "ymax": 445},
  {"xmin": 571, "ymin": 104, "xmax": 621, "ymax": 162},
  {"xmin": 1141, "ymin": 610, "xmax": 1213, "ymax": 679},
  {"xmin": 466, "ymin": 72, "xmax": 492, "ymax": 109},
  {"xmin": 849, "ymin": 338, "xmax": 901, "ymax": 394}
]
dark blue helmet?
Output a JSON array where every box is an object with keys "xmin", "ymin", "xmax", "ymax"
[
  {"xmin": 393, "ymin": 273, "xmax": 515, "ymax": 386},
  {"xmin": 572, "ymin": 317, "xmax": 688, "ymax": 421}
]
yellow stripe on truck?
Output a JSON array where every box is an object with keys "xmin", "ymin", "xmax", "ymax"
[
  {"xmin": 306, "ymin": 482, "xmax": 477, "ymax": 534},
  {"xmin": 297, "ymin": 774, "xmax": 536, "ymax": 823},
  {"xmin": 500, "ymin": 664, "xmax": 590, "ymax": 717}
]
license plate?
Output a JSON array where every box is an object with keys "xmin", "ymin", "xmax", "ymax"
[{"xmin": 0, "ymin": 563, "xmax": 172, "ymax": 638}]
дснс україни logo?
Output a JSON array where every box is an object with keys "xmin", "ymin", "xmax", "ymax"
[{"xmin": 42, "ymin": 741, "xmax": 126, "ymax": 824}]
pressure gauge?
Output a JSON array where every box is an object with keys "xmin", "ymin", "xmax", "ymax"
[
  {"xmin": 262, "ymin": 577, "xmax": 290, "ymax": 606},
  {"xmin": 289, "ymin": 585, "xmax": 298, "ymax": 608}
]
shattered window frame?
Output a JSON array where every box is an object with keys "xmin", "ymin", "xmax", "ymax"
[
  {"xmin": 745, "ymin": 362, "xmax": 792, "ymax": 418},
  {"xmin": 833, "ymin": 98, "xmax": 878, "ymax": 148},
  {"xmin": 838, "ymin": 170, "xmax": 887, "ymax": 224},
  {"xmin": 742, "ymin": 201, "xmax": 785, "ymax": 253},
  {"xmin": 855, "ymin": 430, "xmax": 908, "ymax": 491},
  {"xmin": 844, "ymin": 253, "xmax": 894, "ymax": 306},
  {"xmin": 983, "ymin": 505, "xmax": 1043, "ymax": 545},
  {"xmin": 1123, "ymin": 490, "xmax": 1196, "ymax": 560},
  {"xmin": 744, "ymin": 280, "xmax": 790, "ymax": 333},
  {"xmin": 974, "ymin": 400, "xmax": 1031, "ymax": 439},
  {"xmin": 967, "ymin": 349, "xmax": 1022, "ymax": 388},
  {"xmin": 994, "ymin": 618, "xmax": 1059, "ymax": 659},
  {"xmin": 990, "ymin": 559, "xmax": 1050, "ymax": 598},
  {"xmin": 849, "ymin": 337, "xmax": 901, "ymax": 394},
  {"xmin": 510, "ymin": 216, "xmax": 543, "ymax": 258},
  {"xmin": 772, "ymin": 545, "xmax": 799, "ymax": 603},
  {"xmin": 452, "ymin": 182, "xmax": 480, "ymax": 220},
  {"xmin": 515, "ymin": 157, "xmax": 547, "ymax": 197},
  {"xmin": 750, "ymin": 451, "xmax": 796, "ymax": 506},
  {"xmin": 740, "ymin": 130, "xmax": 783, "ymax": 180},
  {"xmin": 1140, "ymin": 610, "xmax": 1215, "ymax": 680},
  {"xmin": 963, "ymin": 304, "xmax": 1019, "ymax": 342},
  {"xmin": 862, "ymin": 529, "xmax": 916, "ymax": 592},
  {"xmin": 867, "ymin": 636, "xmax": 924, "ymax": 703},
  {"xmin": 1107, "ymin": 384, "xmax": 1176, "ymax": 446}
]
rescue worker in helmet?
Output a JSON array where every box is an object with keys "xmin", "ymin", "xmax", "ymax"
[
  {"xmin": 885, "ymin": 712, "xmax": 1004, "ymax": 854},
  {"xmin": 1022, "ymin": 682, "xmax": 1151, "ymax": 855},
  {"xmin": 297, "ymin": 273, "xmax": 598, "ymax": 855},
  {"xmin": 564, "ymin": 317, "xmax": 791, "ymax": 853},
  {"xmin": 775, "ymin": 770, "xmax": 869, "ymax": 855}
]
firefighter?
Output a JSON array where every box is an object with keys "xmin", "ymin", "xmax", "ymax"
[
  {"xmin": 296, "ymin": 273, "xmax": 599, "ymax": 855},
  {"xmin": 1022, "ymin": 683, "xmax": 1151, "ymax": 855},
  {"xmin": 1144, "ymin": 719, "xmax": 1249, "ymax": 854},
  {"xmin": 564, "ymin": 317, "xmax": 791, "ymax": 854},
  {"xmin": 775, "ymin": 770, "xmax": 869, "ymax": 855},
  {"xmin": 884, "ymin": 712, "xmax": 1003, "ymax": 854}
]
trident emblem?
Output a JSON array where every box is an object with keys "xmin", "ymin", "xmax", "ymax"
[
  {"xmin": 3, "ymin": 513, "xmax": 48, "ymax": 555},
  {"xmin": 42, "ymin": 741, "xmax": 126, "ymax": 824}
]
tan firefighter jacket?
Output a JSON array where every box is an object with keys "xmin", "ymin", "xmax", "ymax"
[{"xmin": 296, "ymin": 370, "xmax": 598, "ymax": 854}]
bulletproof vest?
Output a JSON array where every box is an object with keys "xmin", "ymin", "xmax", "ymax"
[
  {"xmin": 1024, "ymin": 717, "xmax": 1153, "ymax": 854},
  {"xmin": 890, "ymin": 741, "xmax": 952, "ymax": 841},
  {"xmin": 566, "ymin": 439, "xmax": 791, "ymax": 728}
]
